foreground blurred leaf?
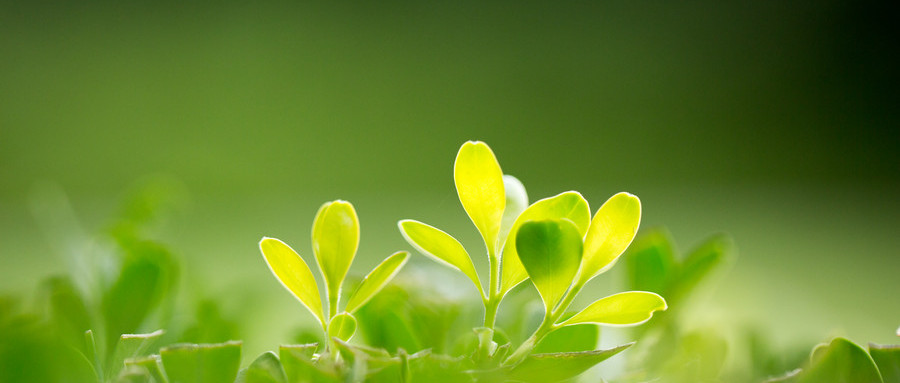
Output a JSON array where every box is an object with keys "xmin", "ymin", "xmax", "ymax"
[
  {"xmin": 398, "ymin": 220, "xmax": 483, "ymax": 297},
  {"xmin": 312, "ymin": 201, "xmax": 360, "ymax": 316},
  {"xmin": 561, "ymin": 291, "xmax": 666, "ymax": 327},
  {"xmin": 259, "ymin": 238, "xmax": 325, "ymax": 325},
  {"xmin": 671, "ymin": 233, "xmax": 733, "ymax": 304},
  {"xmin": 577, "ymin": 192, "xmax": 641, "ymax": 285},
  {"xmin": 799, "ymin": 337, "xmax": 881, "ymax": 383},
  {"xmin": 454, "ymin": 141, "xmax": 506, "ymax": 254},
  {"xmin": 508, "ymin": 343, "xmax": 633, "ymax": 383},
  {"xmin": 327, "ymin": 313, "xmax": 357, "ymax": 342},
  {"xmin": 239, "ymin": 351, "xmax": 287, "ymax": 383},
  {"xmin": 279, "ymin": 344, "xmax": 339, "ymax": 383},
  {"xmin": 516, "ymin": 219, "xmax": 583, "ymax": 311},
  {"xmin": 500, "ymin": 191, "xmax": 590, "ymax": 295},
  {"xmin": 39, "ymin": 276, "xmax": 92, "ymax": 350},
  {"xmin": 108, "ymin": 330, "xmax": 164, "ymax": 380},
  {"xmin": 869, "ymin": 343, "xmax": 900, "ymax": 383},
  {"xmin": 102, "ymin": 239, "xmax": 177, "ymax": 352},
  {"xmin": 345, "ymin": 252, "xmax": 409, "ymax": 314},
  {"xmin": 160, "ymin": 341, "xmax": 242, "ymax": 383},
  {"xmin": 124, "ymin": 355, "xmax": 167, "ymax": 383}
]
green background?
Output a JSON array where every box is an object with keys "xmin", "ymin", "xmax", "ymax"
[{"xmin": 2, "ymin": 0, "xmax": 897, "ymax": 361}]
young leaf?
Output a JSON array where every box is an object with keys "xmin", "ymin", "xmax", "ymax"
[
  {"xmin": 311, "ymin": 200, "xmax": 360, "ymax": 316},
  {"xmin": 508, "ymin": 343, "xmax": 633, "ymax": 383},
  {"xmin": 868, "ymin": 343, "xmax": 900, "ymax": 383},
  {"xmin": 160, "ymin": 341, "xmax": 242, "ymax": 383},
  {"xmin": 327, "ymin": 313, "xmax": 358, "ymax": 342},
  {"xmin": 498, "ymin": 175, "xmax": 529, "ymax": 247},
  {"xmin": 243, "ymin": 351, "xmax": 287, "ymax": 383},
  {"xmin": 577, "ymin": 192, "xmax": 641, "ymax": 285},
  {"xmin": 454, "ymin": 141, "xmax": 506, "ymax": 255},
  {"xmin": 345, "ymin": 251, "xmax": 409, "ymax": 313},
  {"xmin": 500, "ymin": 191, "xmax": 591, "ymax": 295},
  {"xmin": 259, "ymin": 237, "xmax": 325, "ymax": 325},
  {"xmin": 560, "ymin": 291, "xmax": 667, "ymax": 327},
  {"xmin": 800, "ymin": 338, "xmax": 881, "ymax": 383},
  {"xmin": 398, "ymin": 220, "xmax": 484, "ymax": 297},
  {"xmin": 516, "ymin": 219, "xmax": 583, "ymax": 311}
]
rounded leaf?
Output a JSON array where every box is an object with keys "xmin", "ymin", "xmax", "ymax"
[
  {"xmin": 577, "ymin": 192, "xmax": 641, "ymax": 285},
  {"xmin": 516, "ymin": 219, "xmax": 583, "ymax": 311},
  {"xmin": 327, "ymin": 313, "xmax": 357, "ymax": 342},
  {"xmin": 398, "ymin": 219, "xmax": 484, "ymax": 297},
  {"xmin": 345, "ymin": 251, "xmax": 409, "ymax": 313},
  {"xmin": 259, "ymin": 237, "xmax": 324, "ymax": 325},
  {"xmin": 560, "ymin": 291, "xmax": 666, "ymax": 327},
  {"xmin": 500, "ymin": 192, "xmax": 590, "ymax": 295},
  {"xmin": 454, "ymin": 141, "xmax": 506, "ymax": 254},
  {"xmin": 312, "ymin": 200, "xmax": 360, "ymax": 303}
]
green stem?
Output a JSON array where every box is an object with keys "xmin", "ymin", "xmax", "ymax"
[
  {"xmin": 483, "ymin": 245, "xmax": 501, "ymax": 329},
  {"xmin": 483, "ymin": 297, "xmax": 500, "ymax": 329},
  {"xmin": 503, "ymin": 314, "xmax": 555, "ymax": 366},
  {"xmin": 551, "ymin": 280, "xmax": 584, "ymax": 319}
]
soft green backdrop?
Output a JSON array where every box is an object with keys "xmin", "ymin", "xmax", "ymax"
[{"xmin": 2, "ymin": 0, "xmax": 897, "ymax": 361}]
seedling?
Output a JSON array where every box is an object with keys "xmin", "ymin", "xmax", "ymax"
[
  {"xmin": 400, "ymin": 141, "xmax": 667, "ymax": 368},
  {"xmin": 259, "ymin": 200, "xmax": 409, "ymax": 348}
]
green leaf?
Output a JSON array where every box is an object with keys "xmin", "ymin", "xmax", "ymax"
[
  {"xmin": 160, "ymin": 341, "xmax": 242, "ymax": 383},
  {"xmin": 534, "ymin": 324, "xmax": 598, "ymax": 354},
  {"xmin": 108, "ymin": 330, "xmax": 165, "ymax": 380},
  {"xmin": 500, "ymin": 191, "xmax": 591, "ymax": 295},
  {"xmin": 39, "ymin": 276, "xmax": 92, "ymax": 350},
  {"xmin": 124, "ymin": 355, "xmax": 168, "ymax": 383},
  {"xmin": 345, "ymin": 252, "xmax": 409, "ymax": 314},
  {"xmin": 454, "ymin": 141, "xmax": 506, "ymax": 255},
  {"xmin": 799, "ymin": 337, "xmax": 881, "ymax": 383},
  {"xmin": 279, "ymin": 344, "xmax": 339, "ymax": 383},
  {"xmin": 560, "ymin": 291, "xmax": 667, "ymax": 327},
  {"xmin": 508, "ymin": 343, "xmax": 633, "ymax": 383},
  {"xmin": 327, "ymin": 313, "xmax": 358, "ymax": 342},
  {"xmin": 869, "ymin": 343, "xmax": 900, "ymax": 383},
  {"xmin": 515, "ymin": 219, "xmax": 583, "ymax": 311},
  {"xmin": 259, "ymin": 237, "xmax": 325, "ymax": 326},
  {"xmin": 577, "ymin": 192, "xmax": 641, "ymax": 285},
  {"xmin": 671, "ymin": 233, "xmax": 733, "ymax": 304},
  {"xmin": 623, "ymin": 228, "xmax": 678, "ymax": 295},
  {"xmin": 311, "ymin": 200, "xmax": 360, "ymax": 316},
  {"xmin": 398, "ymin": 220, "xmax": 484, "ymax": 297},
  {"xmin": 243, "ymin": 351, "xmax": 287, "ymax": 383},
  {"xmin": 498, "ymin": 175, "xmax": 529, "ymax": 247},
  {"xmin": 102, "ymin": 239, "xmax": 178, "ymax": 352}
]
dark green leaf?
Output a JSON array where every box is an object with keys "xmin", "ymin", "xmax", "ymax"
[
  {"xmin": 869, "ymin": 343, "xmax": 899, "ymax": 383},
  {"xmin": 508, "ymin": 343, "xmax": 633, "ymax": 383},
  {"xmin": 160, "ymin": 341, "xmax": 242, "ymax": 383},
  {"xmin": 243, "ymin": 352, "xmax": 286, "ymax": 383},
  {"xmin": 623, "ymin": 228, "xmax": 678, "ymax": 295},
  {"xmin": 515, "ymin": 219, "xmax": 583, "ymax": 311}
]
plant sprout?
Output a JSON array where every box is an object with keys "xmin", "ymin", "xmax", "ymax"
[
  {"xmin": 259, "ymin": 200, "xmax": 409, "ymax": 346},
  {"xmin": 399, "ymin": 141, "xmax": 667, "ymax": 366}
]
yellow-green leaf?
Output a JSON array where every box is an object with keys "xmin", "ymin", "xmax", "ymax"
[
  {"xmin": 559, "ymin": 291, "xmax": 666, "ymax": 327},
  {"xmin": 454, "ymin": 141, "xmax": 506, "ymax": 255},
  {"xmin": 500, "ymin": 192, "xmax": 590, "ymax": 295},
  {"xmin": 516, "ymin": 219, "xmax": 583, "ymax": 311},
  {"xmin": 398, "ymin": 219, "xmax": 484, "ymax": 297},
  {"xmin": 577, "ymin": 192, "xmax": 641, "ymax": 285},
  {"xmin": 327, "ymin": 313, "xmax": 357, "ymax": 342},
  {"xmin": 498, "ymin": 175, "xmax": 529, "ymax": 247},
  {"xmin": 345, "ymin": 251, "xmax": 409, "ymax": 313},
  {"xmin": 259, "ymin": 237, "xmax": 325, "ymax": 325},
  {"xmin": 311, "ymin": 200, "xmax": 360, "ymax": 315}
]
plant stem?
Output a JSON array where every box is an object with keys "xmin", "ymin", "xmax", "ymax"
[
  {"xmin": 551, "ymin": 280, "xmax": 584, "ymax": 319},
  {"xmin": 502, "ymin": 314, "xmax": 555, "ymax": 366},
  {"xmin": 483, "ymin": 245, "xmax": 500, "ymax": 329},
  {"xmin": 483, "ymin": 297, "xmax": 500, "ymax": 329}
]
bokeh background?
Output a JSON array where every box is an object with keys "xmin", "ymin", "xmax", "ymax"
[{"xmin": 2, "ymin": 0, "xmax": 898, "ymax": 366}]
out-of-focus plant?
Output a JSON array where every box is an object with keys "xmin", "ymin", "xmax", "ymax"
[
  {"xmin": 764, "ymin": 336, "xmax": 900, "ymax": 383},
  {"xmin": 258, "ymin": 200, "xmax": 409, "ymax": 351}
]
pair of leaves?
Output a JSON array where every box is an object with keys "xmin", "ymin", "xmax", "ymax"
[
  {"xmin": 259, "ymin": 200, "xmax": 409, "ymax": 336},
  {"xmin": 513, "ymin": 193, "xmax": 664, "ymax": 328}
]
